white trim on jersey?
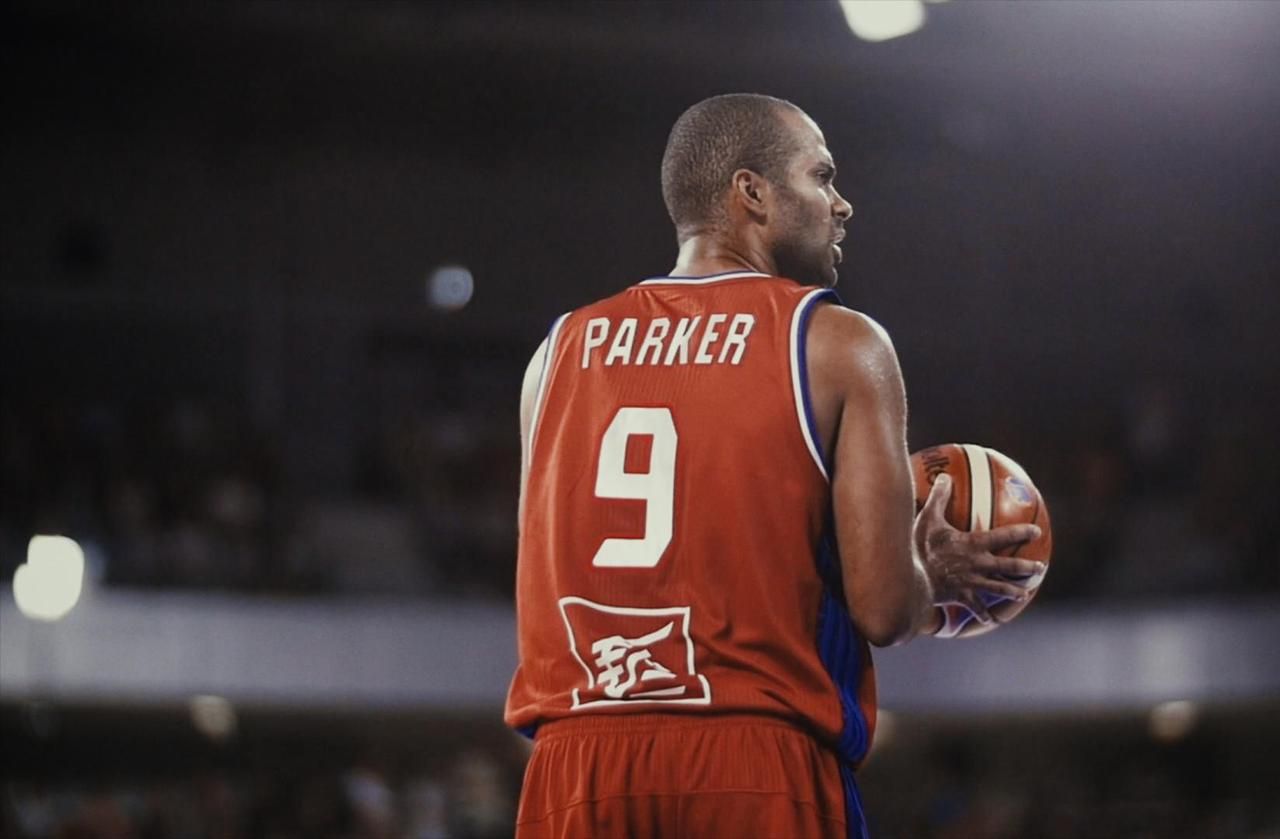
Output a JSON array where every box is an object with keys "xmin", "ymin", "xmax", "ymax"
[
  {"xmin": 789, "ymin": 288, "xmax": 831, "ymax": 481},
  {"xmin": 526, "ymin": 313, "xmax": 570, "ymax": 471},
  {"xmin": 637, "ymin": 271, "xmax": 770, "ymax": 286}
]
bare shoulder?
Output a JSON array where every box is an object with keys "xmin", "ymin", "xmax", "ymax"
[{"xmin": 807, "ymin": 303, "xmax": 900, "ymax": 393}]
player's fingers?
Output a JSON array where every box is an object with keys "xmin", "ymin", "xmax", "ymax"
[
  {"xmin": 972, "ymin": 576, "xmax": 1033, "ymax": 602},
  {"xmin": 966, "ymin": 523, "xmax": 1041, "ymax": 553},
  {"xmin": 964, "ymin": 552, "xmax": 1045, "ymax": 580},
  {"xmin": 919, "ymin": 473, "xmax": 953, "ymax": 524},
  {"xmin": 982, "ymin": 554, "xmax": 1047, "ymax": 581}
]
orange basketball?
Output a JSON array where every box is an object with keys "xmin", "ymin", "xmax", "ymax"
[{"xmin": 910, "ymin": 444, "xmax": 1053, "ymax": 638}]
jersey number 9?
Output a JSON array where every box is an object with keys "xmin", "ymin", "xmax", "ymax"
[{"xmin": 592, "ymin": 407, "xmax": 678, "ymax": 569}]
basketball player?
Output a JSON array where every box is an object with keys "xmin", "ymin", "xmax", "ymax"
[{"xmin": 505, "ymin": 94, "xmax": 1044, "ymax": 838}]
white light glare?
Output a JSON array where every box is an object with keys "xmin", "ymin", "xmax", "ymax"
[
  {"xmin": 427, "ymin": 264, "xmax": 474, "ymax": 311},
  {"xmin": 840, "ymin": 0, "xmax": 927, "ymax": 43},
  {"xmin": 13, "ymin": 535, "xmax": 85, "ymax": 622},
  {"xmin": 1149, "ymin": 699, "xmax": 1198, "ymax": 743}
]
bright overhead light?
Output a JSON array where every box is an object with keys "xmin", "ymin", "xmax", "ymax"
[
  {"xmin": 13, "ymin": 535, "xmax": 85, "ymax": 622},
  {"xmin": 840, "ymin": 0, "xmax": 927, "ymax": 43}
]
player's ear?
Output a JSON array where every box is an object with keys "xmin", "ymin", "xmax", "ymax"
[{"xmin": 730, "ymin": 168, "xmax": 769, "ymax": 220}]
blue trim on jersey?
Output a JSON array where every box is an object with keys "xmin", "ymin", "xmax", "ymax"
[
  {"xmin": 516, "ymin": 723, "xmax": 537, "ymax": 740},
  {"xmin": 841, "ymin": 761, "xmax": 870, "ymax": 839},
  {"xmin": 798, "ymin": 287, "xmax": 872, "ymax": 770},
  {"xmin": 815, "ymin": 531, "xmax": 872, "ymax": 766},
  {"xmin": 796, "ymin": 288, "xmax": 842, "ymax": 475}
]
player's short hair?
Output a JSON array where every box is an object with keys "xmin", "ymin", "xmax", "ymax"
[{"xmin": 661, "ymin": 93, "xmax": 804, "ymax": 242}]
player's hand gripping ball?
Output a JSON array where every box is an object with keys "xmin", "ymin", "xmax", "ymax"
[{"xmin": 911, "ymin": 444, "xmax": 1053, "ymax": 638}]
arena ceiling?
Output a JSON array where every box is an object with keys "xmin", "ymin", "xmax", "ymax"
[{"xmin": 4, "ymin": 1, "xmax": 1278, "ymax": 387}]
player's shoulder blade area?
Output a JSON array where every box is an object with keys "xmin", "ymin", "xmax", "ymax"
[
  {"xmin": 571, "ymin": 271, "xmax": 785, "ymax": 372},
  {"xmin": 507, "ymin": 270, "xmax": 874, "ymax": 770}
]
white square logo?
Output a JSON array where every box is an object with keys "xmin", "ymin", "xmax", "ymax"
[{"xmin": 558, "ymin": 597, "xmax": 711, "ymax": 709}]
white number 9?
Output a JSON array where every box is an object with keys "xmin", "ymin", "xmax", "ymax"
[{"xmin": 591, "ymin": 407, "xmax": 678, "ymax": 568}]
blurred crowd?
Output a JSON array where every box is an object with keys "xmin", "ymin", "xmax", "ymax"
[
  {"xmin": 1021, "ymin": 374, "xmax": 1278, "ymax": 600},
  {"xmin": 6, "ymin": 713, "xmax": 1279, "ymax": 839},
  {"xmin": 1, "ymin": 371, "xmax": 1276, "ymax": 602},
  {"xmin": 4, "ymin": 748, "xmax": 521, "ymax": 839},
  {"xmin": 0, "ymin": 398, "xmax": 291, "ymax": 593},
  {"xmin": 860, "ymin": 727, "xmax": 1280, "ymax": 839},
  {"xmin": 0, "ymin": 396, "xmax": 519, "ymax": 598}
]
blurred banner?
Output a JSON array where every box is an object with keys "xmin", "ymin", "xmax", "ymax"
[
  {"xmin": 0, "ymin": 591, "xmax": 515, "ymax": 710},
  {"xmin": 4, "ymin": 591, "xmax": 1277, "ymax": 712}
]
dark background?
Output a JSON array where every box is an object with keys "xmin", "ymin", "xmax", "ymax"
[
  {"xmin": 4, "ymin": 0, "xmax": 1276, "ymax": 599},
  {"xmin": 2, "ymin": 1, "xmax": 1278, "ymax": 837}
]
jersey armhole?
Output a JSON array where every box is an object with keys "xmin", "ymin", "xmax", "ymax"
[
  {"xmin": 788, "ymin": 288, "xmax": 842, "ymax": 481},
  {"xmin": 525, "ymin": 312, "xmax": 570, "ymax": 471}
]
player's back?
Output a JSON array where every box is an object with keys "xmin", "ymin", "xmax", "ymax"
[{"xmin": 506, "ymin": 270, "xmax": 874, "ymax": 766}]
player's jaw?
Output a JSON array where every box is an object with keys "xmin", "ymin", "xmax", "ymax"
[
  {"xmin": 803, "ymin": 208, "xmax": 848, "ymax": 289},
  {"xmin": 770, "ymin": 187, "xmax": 846, "ymax": 287},
  {"xmin": 812, "ymin": 224, "xmax": 847, "ymax": 289},
  {"xmin": 775, "ymin": 232, "xmax": 840, "ymax": 289}
]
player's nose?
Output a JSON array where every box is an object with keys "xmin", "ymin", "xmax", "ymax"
[{"xmin": 832, "ymin": 189, "xmax": 852, "ymax": 221}]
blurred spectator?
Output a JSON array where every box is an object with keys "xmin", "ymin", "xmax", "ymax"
[
  {"xmin": 344, "ymin": 765, "xmax": 397, "ymax": 839},
  {"xmin": 402, "ymin": 775, "xmax": 450, "ymax": 839},
  {"xmin": 447, "ymin": 750, "xmax": 515, "ymax": 839},
  {"xmin": 1125, "ymin": 376, "xmax": 1194, "ymax": 497}
]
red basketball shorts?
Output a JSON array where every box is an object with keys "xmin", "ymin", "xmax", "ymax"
[{"xmin": 516, "ymin": 713, "xmax": 850, "ymax": 838}]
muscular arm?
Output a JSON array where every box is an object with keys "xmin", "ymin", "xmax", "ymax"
[{"xmin": 807, "ymin": 304, "xmax": 938, "ymax": 646}]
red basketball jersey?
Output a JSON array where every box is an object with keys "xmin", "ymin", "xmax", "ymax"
[{"xmin": 505, "ymin": 271, "xmax": 877, "ymax": 767}]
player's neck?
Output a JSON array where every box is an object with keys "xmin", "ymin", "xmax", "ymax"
[{"xmin": 669, "ymin": 233, "xmax": 777, "ymax": 279}]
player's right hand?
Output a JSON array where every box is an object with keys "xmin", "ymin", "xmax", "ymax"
[{"xmin": 913, "ymin": 474, "xmax": 1045, "ymax": 625}]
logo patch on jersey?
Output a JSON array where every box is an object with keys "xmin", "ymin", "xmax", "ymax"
[{"xmin": 558, "ymin": 597, "xmax": 711, "ymax": 709}]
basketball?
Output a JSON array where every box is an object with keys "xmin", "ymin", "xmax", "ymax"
[{"xmin": 910, "ymin": 444, "xmax": 1053, "ymax": 638}]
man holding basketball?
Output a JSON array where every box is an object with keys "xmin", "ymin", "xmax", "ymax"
[{"xmin": 505, "ymin": 93, "xmax": 1043, "ymax": 838}]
